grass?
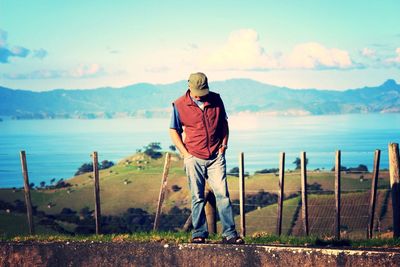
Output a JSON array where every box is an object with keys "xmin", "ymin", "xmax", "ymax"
[
  {"xmin": 0, "ymin": 151, "xmax": 394, "ymax": 241},
  {"xmin": 0, "ymin": 211, "xmax": 59, "ymax": 237},
  {"xmin": 227, "ymin": 196, "xmax": 301, "ymax": 236},
  {"xmin": 0, "ymin": 152, "xmax": 390, "ymax": 216},
  {"xmin": 290, "ymin": 190, "xmax": 392, "ymax": 239},
  {"xmin": 2, "ymin": 232, "xmax": 400, "ymax": 249},
  {"xmin": 0, "ymin": 153, "xmax": 190, "ymax": 215},
  {"xmin": 227, "ymin": 170, "xmax": 390, "ymax": 199}
]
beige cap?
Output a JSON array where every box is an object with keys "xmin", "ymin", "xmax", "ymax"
[{"xmin": 188, "ymin": 72, "xmax": 209, "ymax": 97}]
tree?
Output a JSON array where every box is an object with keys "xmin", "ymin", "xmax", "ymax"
[
  {"xmin": 57, "ymin": 208, "xmax": 79, "ymax": 223},
  {"xmin": 357, "ymin": 164, "xmax": 368, "ymax": 172},
  {"xmin": 75, "ymin": 160, "xmax": 115, "ymax": 176},
  {"xmin": 79, "ymin": 207, "xmax": 93, "ymax": 220},
  {"xmin": 53, "ymin": 178, "xmax": 71, "ymax": 189},
  {"xmin": 101, "ymin": 160, "xmax": 114, "ymax": 169},
  {"xmin": 143, "ymin": 142, "xmax": 163, "ymax": 159},
  {"xmin": 347, "ymin": 164, "xmax": 369, "ymax": 173},
  {"xmin": 169, "ymin": 145, "xmax": 176, "ymax": 151},
  {"xmin": 229, "ymin": 167, "xmax": 239, "ymax": 173},
  {"xmin": 171, "ymin": 184, "xmax": 182, "ymax": 192},
  {"xmin": 75, "ymin": 163, "xmax": 93, "ymax": 176},
  {"xmin": 40, "ymin": 181, "xmax": 46, "ymax": 188},
  {"xmin": 331, "ymin": 165, "xmax": 348, "ymax": 171},
  {"xmin": 227, "ymin": 167, "xmax": 239, "ymax": 177},
  {"xmin": 255, "ymin": 168, "xmax": 279, "ymax": 174},
  {"xmin": 293, "ymin": 157, "xmax": 308, "ymax": 170}
]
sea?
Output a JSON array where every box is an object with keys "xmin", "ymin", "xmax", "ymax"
[{"xmin": 0, "ymin": 113, "xmax": 400, "ymax": 188}]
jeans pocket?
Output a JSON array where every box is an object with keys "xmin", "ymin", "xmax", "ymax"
[
  {"xmin": 184, "ymin": 155, "xmax": 194, "ymax": 161},
  {"xmin": 183, "ymin": 155, "xmax": 193, "ymax": 171}
]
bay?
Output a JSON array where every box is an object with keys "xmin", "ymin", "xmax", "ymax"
[{"xmin": 0, "ymin": 113, "xmax": 399, "ymax": 188}]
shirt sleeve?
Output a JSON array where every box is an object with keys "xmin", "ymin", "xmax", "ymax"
[{"xmin": 169, "ymin": 103, "xmax": 183, "ymax": 133}]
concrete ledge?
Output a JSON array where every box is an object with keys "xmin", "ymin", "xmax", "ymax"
[{"xmin": 1, "ymin": 241, "xmax": 400, "ymax": 266}]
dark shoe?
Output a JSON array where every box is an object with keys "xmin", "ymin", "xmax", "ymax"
[
  {"xmin": 191, "ymin": 237, "xmax": 206, "ymax": 244},
  {"xmin": 222, "ymin": 236, "xmax": 245, "ymax": 244}
]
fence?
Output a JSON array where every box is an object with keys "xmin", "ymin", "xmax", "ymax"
[{"xmin": 3, "ymin": 143, "xmax": 400, "ymax": 239}]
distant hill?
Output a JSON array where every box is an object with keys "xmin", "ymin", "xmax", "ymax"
[{"xmin": 0, "ymin": 79, "xmax": 399, "ymax": 119}]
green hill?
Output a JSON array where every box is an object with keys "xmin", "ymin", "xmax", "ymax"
[{"xmin": 0, "ymin": 151, "xmax": 393, "ymax": 238}]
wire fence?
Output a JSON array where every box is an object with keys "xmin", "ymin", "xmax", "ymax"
[{"xmin": 0, "ymin": 148, "xmax": 397, "ymax": 240}]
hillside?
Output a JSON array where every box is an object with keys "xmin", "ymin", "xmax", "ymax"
[
  {"xmin": 0, "ymin": 79, "xmax": 399, "ymax": 119},
  {"xmin": 0, "ymin": 151, "xmax": 393, "ymax": 238}
]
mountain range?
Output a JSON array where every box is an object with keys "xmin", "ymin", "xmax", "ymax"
[{"xmin": 0, "ymin": 79, "xmax": 399, "ymax": 119}]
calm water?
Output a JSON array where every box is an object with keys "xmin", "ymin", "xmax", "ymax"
[{"xmin": 0, "ymin": 113, "xmax": 399, "ymax": 188}]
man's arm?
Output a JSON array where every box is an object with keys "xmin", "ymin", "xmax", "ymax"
[
  {"xmin": 169, "ymin": 103, "xmax": 191, "ymax": 158},
  {"xmin": 169, "ymin": 129, "xmax": 191, "ymax": 158},
  {"xmin": 218, "ymin": 119, "xmax": 229, "ymax": 155}
]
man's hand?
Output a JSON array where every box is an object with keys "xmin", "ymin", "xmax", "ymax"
[
  {"xmin": 182, "ymin": 151, "xmax": 192, "ymax": 159},
  {"xmin": 218, "ymin": 145, "xmax": 227, "ymax": 156},
  {"xmin": 170, "ymin": 128, "xmax": 191, "ymax": 159}
]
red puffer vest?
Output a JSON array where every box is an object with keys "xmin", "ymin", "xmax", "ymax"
[{"xmin": 174, "ymin": 90, "xmax": 227, "ymax": 160}]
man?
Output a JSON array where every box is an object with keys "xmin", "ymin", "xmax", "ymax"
[{"xmin": 169, "ymin": 72, "xmax": 244, "ymax": 244}]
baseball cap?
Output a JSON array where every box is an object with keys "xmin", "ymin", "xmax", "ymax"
[{"xmin": 188, "ymin": 72, "xmax": 209, "ymax": 97}]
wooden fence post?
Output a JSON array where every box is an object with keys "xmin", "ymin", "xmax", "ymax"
[
  {"xmin": 182, "ymin": 214, "xmax": 192, "ymax": 232},
  {"xmin": 153, "ymin": 153, "xmax": 171, "ymax": 231},
  {"xmin": 205, "ymin": 184, "xmax": 217, "ymax": 234},
  {"xmin": 335, "ymin": 150, "xmax": 341, "ymax": 240},
  {"xmin": 367, "ymin": 149, "xmax": 380, "ymax": 239},
  {"xmin": 20, "ymin": 151, "xmax": 35, "ymax": 235},
  {"xmin": 239, "ymin": 152, "xmax": 246, "ymax": 237},
  {"xmin": 92, "ymin": 151, "xmax": 101, "ymax": 235},
  {"xmin": 301, "ymin": 151, "xmax": 309, "ymax": 236},
  {"xmin": 389, "ymin": 143, "xmax": 400, "ymax": 238},
  {"xmin": 276, "ymin": 152, "xmax": 285, "ymax": 236}
]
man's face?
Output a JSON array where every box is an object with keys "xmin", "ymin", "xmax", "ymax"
[
  {"xmin": 193, "ymin": 95, "xmax": 207, "ymax": 101},
  {"xmin": 189, "ymin": 83, "xmax": 208, "ymax": 101}
]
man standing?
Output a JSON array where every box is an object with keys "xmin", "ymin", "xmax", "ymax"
[{"xmin": 169, "ymin": 72, "xmax": 244, "ymax": 244}]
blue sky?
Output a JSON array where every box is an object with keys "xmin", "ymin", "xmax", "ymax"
[{"xmin": 0, "ymin": 0, "xmax": 399, "ymax": 91}]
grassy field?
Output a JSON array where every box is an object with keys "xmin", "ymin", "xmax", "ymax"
[
  {"xmin": 0, "ymin": 153, "xmax": 190, "ymax": 215},
  {"xmin": 290, "ymin": 190, "xmax": 392, "ymax": 238},
  {"xmin": 228, "ymin": 190, "xmax": 393, "ymax": 239},
  {"xmin": 0, "ymin": 151, "xmax": 394, "ymax": 238},
  {"xmin": 228, "ymin": 196, "xmax": 301, "ymax": 235},
  {"xmin": 4, "ymin": 232, "xmax": 400, "ymax": 248},
  {"xmin": 0, "ymin": 211, "xmax": 59, "ymax": 237}
]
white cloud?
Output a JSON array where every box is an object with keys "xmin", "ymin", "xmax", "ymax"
[
  {"xmin": 386, "ymin": 48, "xmax": 400, "ymax": 64},
  {"xmin": 33, "ymin": 49, "xmax": 48, "ymax": 59},
  {"xmin": 69, "ymin": 64, "xmax": 104, "ymax": 78},
  {"xmin": 0, "ymin": 29, "xmax": 30, "ymax": 63},
  {"xmin": 284, "ymin": 42, "xmax": 353, "ymax": 69},
  {"xmin": 201, "ymin": 29, "xmax": 353, "ymax": 71},
  {"xmin": 3, "ymin": 64, "xmax": 105, "ymax": 80},
  {"xmin": 145, "ymin": 66, "xmax": 170, "ymax": 73},
  {"xmin": 203, "ymin": 29, "xmax": 279, "ymax": 70},
  {"xmin": 361, "ymin": 47, "xmax": 376, "ymax": 58},
  {"xmin": 0, "ymin": 28, "xmax": 48, "ymax": 63}
]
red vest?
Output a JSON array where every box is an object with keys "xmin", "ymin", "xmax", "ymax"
[{"xmin": 174, "ymin": 90, "xmax": 227, "ymax": 160}]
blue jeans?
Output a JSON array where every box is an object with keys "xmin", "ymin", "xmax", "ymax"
[{"xmin": 184, "ymin": 153, "xmax": 237, "ymax": 239}]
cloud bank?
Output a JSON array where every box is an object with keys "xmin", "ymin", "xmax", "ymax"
[
  {"xmin": 0, "ymin": 29, "xmax": 47, "ymax": 63},
  {"xmin": 202, "ymin": 29, "xmax": 354, "ymax": 71},
  {"xmin": 386, "ymin": 48, "xmax": 400, "ymax": 66},
  {"xmin": 4, "ymin": 64, "xmax": 105, "ymax": 80},
  {"xmin": 284, "ymin": 42, "xmax": 353, "ymax": 69}
]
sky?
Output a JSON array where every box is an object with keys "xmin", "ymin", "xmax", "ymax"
[{"xmin": 0, "ymin": 0, "xmax": 399, "ymax": 91}]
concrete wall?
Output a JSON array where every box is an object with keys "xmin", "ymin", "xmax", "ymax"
[{"xmin": 1, "ymin": 242, "xmax": 400, "ymax": 266}]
